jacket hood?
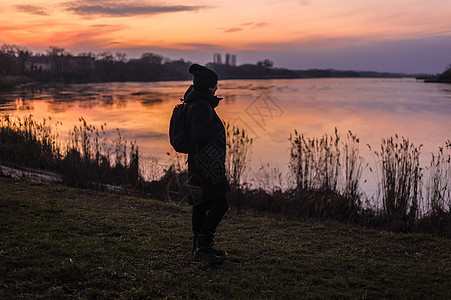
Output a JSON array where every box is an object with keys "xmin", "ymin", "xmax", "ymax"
[{"xmin": 183, "ymin": 85, "xmax": 223, "ymax": 108}]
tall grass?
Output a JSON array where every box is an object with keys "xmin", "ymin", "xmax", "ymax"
[
  {"xmin": 224, "ymin": 122, "xmax": 253, "ymax": 189},
  {"xmin": 288, "ymin": 128, "xmax": 366, "ymax": 221},
  {"xmin": 140, "ymin": 155, "xmax": 164, "ymax": 182},
  {"xmin": 289, "ymin": 128, "xmax": 340, "ymax": 191},
  {"xmin": 343, "ymin": 131, "xmax": 366, "ymax": 206},
  {"xmin": 289, "ymin": 128, "xmax": 365, "ymax": 198},
  {"xmin": 0, "ymin": 115, "xmax": 140, "ymax": 189},
  {"xmin": 370, "ymin": 136, "xmax": 422, "ymax": 228},
  {"xmin": 63, "ymin": 118, "xmax": 140, "ymax": 188},
  {"xmin": 426, "ymin": 140, "xmax": 451, "ymax": 214},
  {"xmin": 0, "ymin": 115, "xmax": 61, "ymax": 169},
  {"xmin": 1, "ymin": 114, "xmax": 450, "ymax": 236},
  {"xmin": 251, "ymin": 162, "xmax": 286, "ymax": 193}
]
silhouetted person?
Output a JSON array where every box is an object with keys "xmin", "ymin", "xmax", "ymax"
[{"xmin": 182, "ymin": 64, "xmax": 230, "ymax": 264}]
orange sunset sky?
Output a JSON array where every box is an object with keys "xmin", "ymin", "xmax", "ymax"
[{"xmin": 1, "ymin": 0, "xmax": 451, "ymax": 73}]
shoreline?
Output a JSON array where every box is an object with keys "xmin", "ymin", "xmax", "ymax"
[
  {"xmin": 0, "ymin": 75, "xmax": 34, "ymax": 89},
  {"xmin": 0, "ymin": 70, "xmax": 420, "ymax": 90}
]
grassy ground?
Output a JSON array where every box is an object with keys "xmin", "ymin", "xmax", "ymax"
[{"xmin": 0, "ymin": 177, "xmax": 450, "ymax": 299}]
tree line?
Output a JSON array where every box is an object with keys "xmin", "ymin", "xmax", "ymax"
[
  {"xmin": 0, "ymin": 44, "xmax": 195, "ymax": 84},
  {"xmin": 1, "ymin": 44, "xmax": 412, "ymax": 87}
]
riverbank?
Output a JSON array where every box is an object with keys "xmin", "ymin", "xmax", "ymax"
[
  {"xmin": 420, "ymin": 77, "xmax": 451, "ymax": 84},
  {"xmin": 418, "ymin": 67, "xmax": 451, "ymax": 83},
  {"xmin": 0, "ymin": 177, "xmax": 450, "ymax": 298},
  {"xmin": 0, "ymin": 76, "xmax": 32, "ymax": 89}
]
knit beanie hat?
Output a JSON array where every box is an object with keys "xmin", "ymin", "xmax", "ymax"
[{"xmin": 189, "ymin": 64, "xmax": 218, "ymax": 90}]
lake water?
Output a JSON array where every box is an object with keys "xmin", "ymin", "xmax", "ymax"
[{"xmin": 1, "ymin": 78, "xmax": 451, "ymax": 199}]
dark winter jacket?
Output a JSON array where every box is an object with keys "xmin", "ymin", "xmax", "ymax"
[{"xmin": 183, "ymin": 85, "xmax": 230, "ymax": 198}]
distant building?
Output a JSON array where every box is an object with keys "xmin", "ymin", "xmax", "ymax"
[
  {"xmin": 231, "ymin": 55, "xmax": 237, "ymax": 66},
  {"xmin": 213, "ymin": 53, "xmax": 222, "ymax": 64},
  {"xmin": 213, "ymin": 53, "xmax": 237, "ymax": 66}
]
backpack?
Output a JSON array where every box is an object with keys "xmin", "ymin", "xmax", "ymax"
[
  {"xmin": 169, "ymin": 98, "xmax": 214, "ymax": 154},
  {"xmin": 169, "ymin": 99, "xmax": 191, "ymax": 154}
]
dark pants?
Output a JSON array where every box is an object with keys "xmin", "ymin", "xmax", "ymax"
[{"xmin": 192, "ymin": 192, "xmax": 228, "ymax": 235}]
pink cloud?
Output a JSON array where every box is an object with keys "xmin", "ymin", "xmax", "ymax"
[{"xmin": 224, "ymin": 27, "xmax": 243, "ymax": 33}]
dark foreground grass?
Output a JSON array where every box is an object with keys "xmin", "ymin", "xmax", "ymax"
[{"xmin": 0, "ymin": 177, "xmax": 450, "ymax": 299}]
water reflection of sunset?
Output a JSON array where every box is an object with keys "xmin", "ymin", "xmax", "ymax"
[{"xmin": 1, "ymin": 78, "xmax": 451, "ymax": 195}]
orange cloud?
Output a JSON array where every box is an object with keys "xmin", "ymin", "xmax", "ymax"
[
  {"xmin": 62, "ymin": 1, "xmax": 205, "ymax": 17},
  {"xmin": 0, "ymin": 18, "xmax": 126, "ymax": 50},
  {"xmin": 14, "ymin": 4, "xmax": 50, "ymax": 16},
  {"xmin": 224, "ymin": 27, "xmax": 242, "ymax": 33}
]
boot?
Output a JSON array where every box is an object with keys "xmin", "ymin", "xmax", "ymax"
[
  {"xmin": 193, "ymin": 233, "xmax": 224, "ymax": 264},
  {"xmin": 193, "ymin": 233, "xmax": 226, "ymax": 257},
  {"xmin": 210, "ymin": 232, "xmax": 227, "ymax": 257}
]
